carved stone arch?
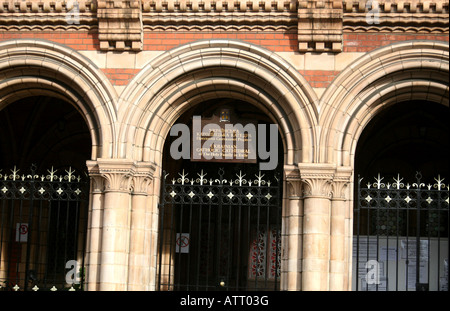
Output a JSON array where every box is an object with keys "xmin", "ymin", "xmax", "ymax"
[
  {"xmin": 319, "ymin": 41, "xmax": 449, "ymax": 168},
  {"xmin": 0, "ymin": 39, "xmax": 118, "ymax": 160},
  {"xmin": 118, "ymin": 39, "xmax": 319, "ymax": 169}
]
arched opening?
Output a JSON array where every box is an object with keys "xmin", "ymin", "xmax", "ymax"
[
  {"xmin": 353, "ymin": 101, "xmax": 449, "ymax": 291},
  {"xmin": 156, "ymin": 99, "xmax": 284, "ymax": 291},
  {"xmin": 0, "ymin": 96, "xmax": 92, "ymax": 291}
]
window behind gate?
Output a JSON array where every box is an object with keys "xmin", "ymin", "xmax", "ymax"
[
  {"xmin": 0, "ymin": 165, "xmax": 89, "ymax": 291},
  {"xmin": 353, "ymin": 172, "xmax": 449, "ymax": 291},
  {"xmin": 157, "ymin": 167, "xmax": 282, "ymax": 291}
]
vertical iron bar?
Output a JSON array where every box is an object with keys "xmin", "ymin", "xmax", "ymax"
[
  {"xmin": 375, "ymin": 183, "xmax": 381, "ymax": 291},
  {"xmin": 24, "ymin": 174, "xmax": 36, "ymax": 291},
  {"xmin": 33, "ymin": 195, "xmax": 44, "ymax": 288},
  {"xmin": 365, "ymin": 186, "xmax": 370, "ymax": 292},
  {"xmin": 205, "ymin": 195, "xmax": 212, "ymax": 290},
  {"xmin": 53, "ymin": 197, "xmax": 61, "ymax": 287},
  {"xmin": 43, "ymin": 199, "xmax": 52, "ymax": 290},
  {"xmin": 0, "ymin": 194, "xmax": 7, "ymax": 283},
  {"xmin": 226, "ymin": 201, "xmax": 232, "ymax": 291},
  {"xmin": 6, "ymin": 197, "xmax": 15, "ymax": 289},
  {"xmin": 195, "ymin": 193, "xmax": 203, "ymax": 290},
  {"xmin": 273, "ymin": 176, "xmax": 281, "ymax": 291},
  {"xmin": 246, "ymin": 193, "xmax": 251, "ymax": 291},
  {"xmin": 385, "ymin": 186, "xmax": 390, "ymax": 291},
  {"xmin": 405, "ymin": 185, "xmax": 410, "ymax": 291},
  {"xmin": 264, "ymin": 183, "xmax": 270, "ymax": 290},
  {"xmin": 215, "ymin": 183, "xmax": 223, "ymax": 290},
  {"xmin": 254, "ymin": 188, "xmax": 261, "ymax": 290},
  {"xmin": 447, "ymin": 186, "xmax": 449, "ymax": 292},
  {"xmin": 395, "ymin": 187, "xmax": 400, "ymax": 291},
  {"xmin": 355, "ymin": 176, "xmax": 361, "ymax": 291},
  {"xmin": 175, "ymin": 194, "xmax": 184, "ymax": 290},
  {"xmin": 63, "ymin": 199, "xmax": 70, "ymax": 288},
  {"xmin": 236, "ymin": 202, "xmax": 242, "ymax": 290},
  {"xmin": 186, "ymin": 186, "xmax": 194, "ymax": 290},
  {"xmin": 16, "ymin": 181, "xmax": 25, "ymax": 288},
  {"xmin": 415, "ymin": 174, "xmax": 421, "ymax": 291}
]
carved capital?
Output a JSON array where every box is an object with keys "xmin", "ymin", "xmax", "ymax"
[
  {"xmin": 131, "ymin": 162, "xmax": 156, "ymax": 195},
  {"xmin": 284, "ymin": 164, "xmax": 303, "ymax": 198},
  {"xmin": 331, "ymin": 166, "xmax": 352, "ymax": 200},
  {"xmin": 89, "ymin": 174, "xmax": 105, "ymax": 193},
  {"xmin": 298, "ymin": 163, "xmax": 335, "ymax": 198},
  {"xmin": 87, "ymin": 159, "xmax": 136, "ymax": 193}
]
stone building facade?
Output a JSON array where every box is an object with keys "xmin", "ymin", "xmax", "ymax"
[{"xmin": 0, "ymin": 0, "xmax": 448, "ymax": 291}]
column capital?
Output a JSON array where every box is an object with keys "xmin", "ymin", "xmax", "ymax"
[
  {"xmin": 131, "ymin": 162, "xmax": 156, "ymax": 195},
  {"xmin": 298, "ymin": 163, "xmax": 336, "ymax": 199},
  {"xmin": 284, "ymin": 164, "xmax": 303, "ymax": 198},
  {"xmin": 331, "ymin": 166, "xmax": 353, "ymax": 200},
  {"xmin": 87, "ymin": 159, "xmax": 135, "ymax": 193}
]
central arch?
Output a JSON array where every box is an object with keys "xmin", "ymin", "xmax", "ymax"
[
  {"xmin": 118, "ymin": 40, "xmax": 319, "ymax": 290},
  {"xmin": 118, "ymin": 40, "xmax": 319, "ymax": 167}
]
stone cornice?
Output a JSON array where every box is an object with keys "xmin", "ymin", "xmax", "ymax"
[{"xmin": 0, "ymin": 0, "xmax": 448, "ymax": 51}]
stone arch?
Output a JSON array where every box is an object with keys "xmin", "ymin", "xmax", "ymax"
[
  {"xmin": 118, "ymin": 40, "xmax": 319, "ymax": 169},
  {"xmin": 319, "ymin": 41, "xmax": 449, "ymax": 168},
  {"xmin": 0, "ymin": 39, "xmax": 118, "ymax": 160}
]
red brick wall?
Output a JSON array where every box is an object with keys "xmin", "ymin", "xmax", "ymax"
[
  {"xmin": 1, "ymin": 31, "xmax": 448, "ymax": 87},
  {"xmin": 101, "ymin": 69, "xmax": 141, "ymax": 86},
  {"xmin": 0, "ymin": 32, "xmax": 99, "ymax": 50},
  {"xmin": 143, "ymin": 31, "xmax": 298, "ymax": 52},
  {"xmin": 343, "ymin": 33, "xmax": 449, "ymax": 52},
  {"xmin": 299, "ymin": 70, "xmax": 341, "ymax": 89}
]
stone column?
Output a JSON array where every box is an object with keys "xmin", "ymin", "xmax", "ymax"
[
  {"xmin": 90, "ymin": 158, "xmax": 135, "ymax": 291},
  {"xmin": 127, "ymin": 163, "xmax": 155, "ymax": 291},
  {"xmin": 84, "ymin": 173, "xmax": 104, "ymax": 291},
  {"xmin": 299, "ymin": 163, "xmax": 335, "ymax": 291},
  {"xmin": 329, "ymin": 167, "xmax": 352, "ymax": 291},
  {"xmin": 283, "ymin": 165, "xmax": 303, "ymax": 291}
]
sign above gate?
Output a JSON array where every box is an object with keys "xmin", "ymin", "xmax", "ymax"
[{"xmin": 191, "ymin": 108, "xmax": 257, "ymax": 163}]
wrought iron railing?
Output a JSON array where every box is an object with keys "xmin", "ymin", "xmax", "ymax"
[
  {"xmin": 157, "ymin": 167, "xmax": 282, "ymax": 291},
  {"xmin": 354, "ymin": 172, "xmax": 449, "ymax": 291},
  {"xmin": 0, "ymin": 165, "xmax": 89, "ymax": 291}
]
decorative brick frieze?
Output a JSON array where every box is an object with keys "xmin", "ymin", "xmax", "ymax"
[
  {"xmin": 1, "ymin": 0, "xmax": 449, "ymax": 53},
  {"xmin": 343, "ymin": 0, "xmax": 449, "ymax": 33}
]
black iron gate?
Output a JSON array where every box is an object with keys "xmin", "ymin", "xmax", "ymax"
[
  {"xmin": 157, "ymin": 167, "xmax": 282, "ymax": 291},
  {"xmin": 354, "ymin": 172, "xmax": 449, "ymax": 291},
  {"xmin": 0, "ymin": 165, "xmax": 89, "ymax": 291}
]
